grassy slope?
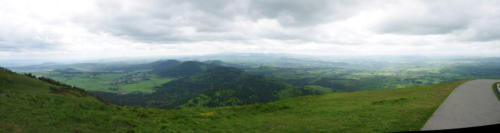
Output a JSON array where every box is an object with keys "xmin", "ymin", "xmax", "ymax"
[
  {"xmin": 493, "ymin": 82, "xmax": 500, "ymax": 100},
  {"xmin": 202, "ymin": 80, "xmax": 465, "ymax": 132},
  {"xmin": 0, "ymin": 68, "xmax": 465, "ymax": 132}
]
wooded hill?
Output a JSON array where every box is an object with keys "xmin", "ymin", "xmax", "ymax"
[{"xmin": 92, "ymin": 60, "xmax": 323, "ymax": 109}]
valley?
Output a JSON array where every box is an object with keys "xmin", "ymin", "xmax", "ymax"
[
  {"xmin": 2, "ymin": 0, "xmax": 500, "ymax": 132},
  {"xmin": 13, "ymin": 56, "xmax": 500, "ymax": 109},
  {"xmin": 0, "ymin": 67, "xmax": 466, "ymax": 132}
]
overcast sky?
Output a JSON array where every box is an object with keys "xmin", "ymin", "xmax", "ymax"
[{"xmin": 1, "ymin": 0, "xmax": 500, "ymax": 62}]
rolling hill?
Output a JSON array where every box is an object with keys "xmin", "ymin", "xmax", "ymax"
[
  {"xmin": 0, "ymin": 67, "xmax": 466, "ymax": 132},
  {"xmin": 92, "ymin": 64, "xmax": 319, "ymax": 109}
]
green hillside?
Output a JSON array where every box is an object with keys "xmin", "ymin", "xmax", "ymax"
[
  {"xmin": 0, "ymin": 67, "xmax": 466, "ymax": 132},
  {"xmin": 92, "ymin": 66, "xmax": 318, "ymax": 109}
]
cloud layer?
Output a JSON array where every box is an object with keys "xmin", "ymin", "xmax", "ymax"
[{"xmin": 1, "ymin": 0, "xmax": 500, "ymax": 61}]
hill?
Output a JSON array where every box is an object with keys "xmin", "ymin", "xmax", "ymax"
[
  {"xmin": 21, "ymin": 57, "xmax": 500, "ymax": 95},
  {"xmin": 153, "ymin": 60, "xmax": 218, "ymax": 77},
  {"xmin": 151, "ymin": 60, "xmax": 181, "ymax": 76},
  {"xmin": 93, "ymin": 65, "xmax": 319, "ymax": 109},
  {"xmin": 0, "ymin": 67, "xmax": 466, "ymax": 132}
]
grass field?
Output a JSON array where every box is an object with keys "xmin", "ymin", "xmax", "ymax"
[
  {"xmin": 31, "ymin": 70, "xmax": 175, "ymax": 94},
  {"xmin": 194, "ymin": 80, "xmax": 465, "ymax": 132},
  {"xmin": 1, "ymin": 68, "xmax": 466, "ymax": 132}
]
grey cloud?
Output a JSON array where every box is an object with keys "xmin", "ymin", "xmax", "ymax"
[
  {"xmin": 464, "ymin": 18, "xmax": 500, "ymax": 42},
  {"xmin": 165, "ymin": 0, "xmax": 358, "ymax": 27},
  {"xmin": 0, "ymin": 43, "xmax": 54, "ymax": 52},
  {"xmin": 375, "ymin": 0, "xmax": 476, "ymax": 35},
  {"xmin": 76, "ymin": 0, "xmax": 363, "ymax": 43},
  {"xmin": 378, "ymin": 20, "xmax": 468, "ymax": 35},
  {"xmin": 3, "ymin": 0, "xmax": 500, "ymax": 60},
  {"xmin": 72, "ymin": 0, "xmax": 500, "ymax": 44},
  {"xmin": 245, "ymin": 0, "xmax": 347, "ymax": 26},
  {"xmin": 0, "ymin": 45, "xmax": 18, "ymax": 52},
  {"xmin": 0, "ymin": 36, "xmax": 58, "ymax": 52},
  {"xmin": 471, "ymin": 30, "xmax": 500, "ymax": 42}
]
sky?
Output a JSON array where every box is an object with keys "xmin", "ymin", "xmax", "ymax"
[{"xmin": 1, "ymin": 0, "xmax": 500, "ymax": 62}]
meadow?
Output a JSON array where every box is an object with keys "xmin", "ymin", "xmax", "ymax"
[{"xmin": 31, "ymin": 69, "xmax": 176, "ymax": 94}]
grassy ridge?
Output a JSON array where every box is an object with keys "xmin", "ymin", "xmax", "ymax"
[{"xmin": 0, "ymin": 68, "xmax": 465, "ymax": 132}]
